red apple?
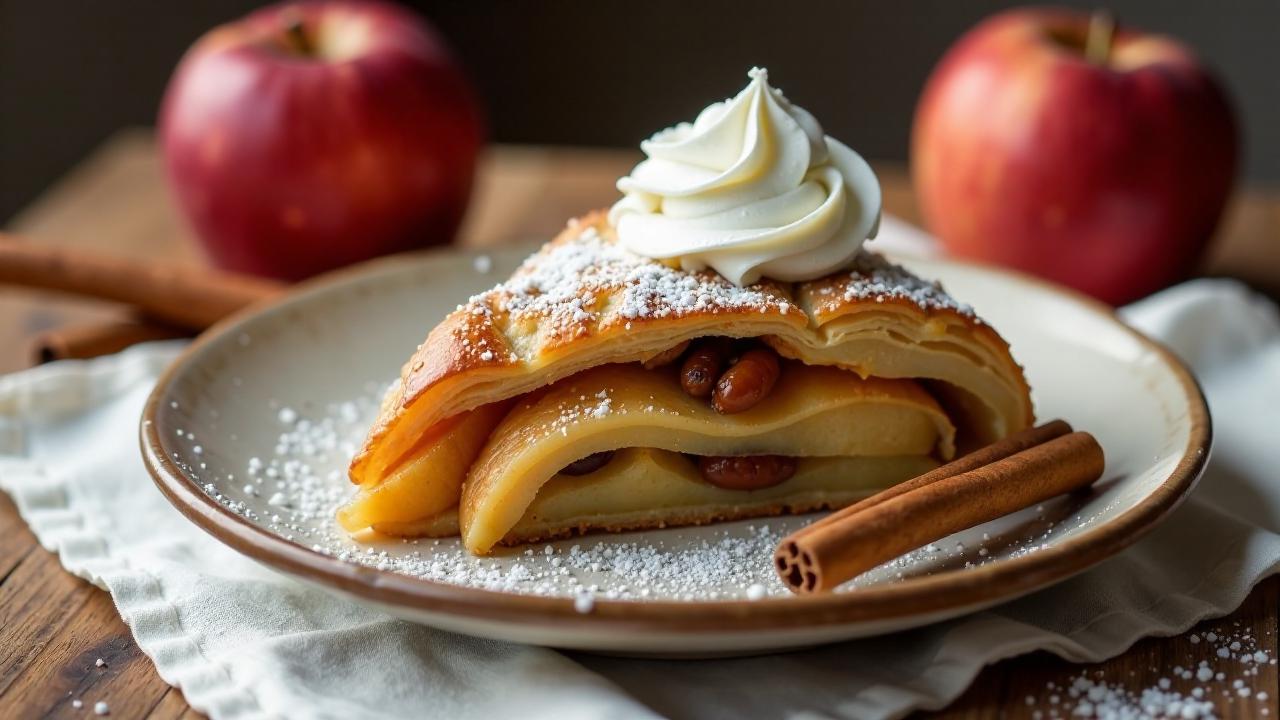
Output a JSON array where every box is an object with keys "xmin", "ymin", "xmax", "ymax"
[
  {"xmin": 911, "ymin": 8, "xmax": 1236, "ymax": 305},
  {"xmin": 160, "ymin": 1, "xmax": 482, "ymax": 281}
]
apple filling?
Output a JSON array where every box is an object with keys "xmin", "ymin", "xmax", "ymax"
[
  {"xmin": 457, "ymin": 358, "xmax": 954, "ymax": 551},
  {"xmin": 504, "ymin": 449, "xmax": 939, "ymax": 544},
  {"xmin": 555, "ymin": 339, "xmax": 849, "ymax": 492},
  {"xmin": 338, "ymin": 339, "xmax": 961, "ymax": 553}
]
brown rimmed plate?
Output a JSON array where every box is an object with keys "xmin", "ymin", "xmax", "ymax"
[{"xmin": 141, "ymin": 247, "xmax": 1209, "ymax": 656}]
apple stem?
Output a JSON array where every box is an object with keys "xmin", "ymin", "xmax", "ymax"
[
  {"xmin": 283, "ymin": 17, "xmax": 312, "ymax": 57},
  {"xmin": 1085, "ymin": 10, "xmax": 1115, "ymax": 65}
]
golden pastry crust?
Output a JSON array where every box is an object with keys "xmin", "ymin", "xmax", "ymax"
[
  {"xmin": 794, "ymin": 256, "xmax": 1030, "ymax": 420},
  {"xmin": 350, "ymin": 211, "xmax": 1033, "ymax": 487}
]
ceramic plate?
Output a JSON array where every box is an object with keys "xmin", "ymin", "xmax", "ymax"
[{"xmin": 141, "ymin": 248, "xmax": 1209, "ymax": 656}]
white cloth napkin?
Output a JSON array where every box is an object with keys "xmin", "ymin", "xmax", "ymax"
[{"xmin": 3, "ymin": 273, "xmax": 1279, "ymax": 720}]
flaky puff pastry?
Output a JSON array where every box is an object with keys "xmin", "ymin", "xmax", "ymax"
[{"xmin": 343, "ymin": 211, "xmax": 1034, "ymax": 553}]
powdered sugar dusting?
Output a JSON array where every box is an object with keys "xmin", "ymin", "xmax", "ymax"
[
  {"xmin": 1021, "ymin": 622, "xmax": 1276, "ymax": 718},
  {"xmin": 173, "ymin": 385, "xmax": 1105, "ymax": 603},
  {"xmin": 460, "ymin": 226, "xmax": 794, "ymax": 347},
  {"xmin": 815, "ymin": 252, "xmax": 976, "ymax": 317},
  {"xmin": 176, "ymin": 384, "xmax": 797, "ymax": 600},
  {"xmin": 1032, "ymin": 673, "xmax": 1219, "ymax": 719},
  {"xmin": 428, "ymin": 223, "xmax": 983, "ymax": 381}
]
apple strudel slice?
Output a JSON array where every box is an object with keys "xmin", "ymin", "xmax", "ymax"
[{"xmin": 342, "ymin": 212, "xmax": 1033, "ymax": 555}]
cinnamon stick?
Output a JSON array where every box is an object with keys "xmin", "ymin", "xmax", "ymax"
[
  {"xmin": 31, "ymin": 319, "xmax": 190, "ymax": 364},
  {"xmin": 775, "ymin": 422, "xmax": 1104, "ymax": 594},
  {"xmin": 789, "ymin": 420, "xmax": 1073, "ymax": 543},
  {"xmin": 0, "ymin": 234, "xmax": 284, "ymax": 330}
]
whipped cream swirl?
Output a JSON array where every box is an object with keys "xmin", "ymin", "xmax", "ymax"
[{"xmin": 609, "ymin": 68, "xmax": 881, "ymax": 286}]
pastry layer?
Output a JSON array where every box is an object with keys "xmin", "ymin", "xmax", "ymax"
[
  {"xmin": 336, "ymin": 401, "xmax": 508, "ymax": 533},
  {"xmin": 349, "ymin": 213, "xmax": 1033, "ymax": 489},
  {"xmin": 339, "ymin": 360, "xmax": 955, "ymax": 551},
  {"xmin": 372, "ymin": 448, "xmax": 938, "ymax": 546},
  {"xmin": 459, "ymin": 362, "xmax": 955, "ymax": 554}
]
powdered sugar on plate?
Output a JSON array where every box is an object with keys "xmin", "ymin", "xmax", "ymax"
[{"xmin": 173, "ymin": 386, "xmax": 1103, "ymax": 603}]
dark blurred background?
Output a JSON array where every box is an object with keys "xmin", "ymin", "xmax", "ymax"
[{"xmin": 1, "ymin": 1, "xmax": 1275, "ymax": 223}]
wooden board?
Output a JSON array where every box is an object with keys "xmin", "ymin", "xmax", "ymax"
[{"xmin": 1, "ymin": 130, "xmax": 1278, "ymax": 718}]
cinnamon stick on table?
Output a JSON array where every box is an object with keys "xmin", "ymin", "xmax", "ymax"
[
  {"xmin": 30, "ymin": 319, "xmax": 189, "ymax": 364},
  {"xmin": 0, "ymin": 234, "xmax": 283, "ymax": 331},
  {"xmin": 774, "ymin": 420, "xmax": 1104, "ymax": 594}
]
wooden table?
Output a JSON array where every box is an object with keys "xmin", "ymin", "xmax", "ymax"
[{"xmin": 2, "ymin": 130, "xmax": 1278, "ymax": 718}]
